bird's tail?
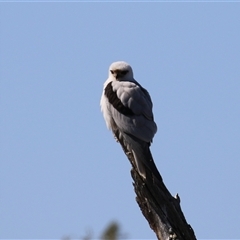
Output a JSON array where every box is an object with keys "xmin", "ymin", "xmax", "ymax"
[{"xmin": 120, "ymin": 131, "xmax": 162, "ymax": 182}]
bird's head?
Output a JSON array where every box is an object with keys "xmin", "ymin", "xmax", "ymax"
[{"xmin": 108, "ymin": 61, "xmax": 134, "ymax": 81}]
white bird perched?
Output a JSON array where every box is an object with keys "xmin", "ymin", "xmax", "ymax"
[{"xmin": 100, "ymin": 61, "xmax": 161, "ymax": 181}]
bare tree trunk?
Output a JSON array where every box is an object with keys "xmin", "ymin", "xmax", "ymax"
[{"xmin": 116, "ymin": 135, "xmax": 197, "ymax": 240}]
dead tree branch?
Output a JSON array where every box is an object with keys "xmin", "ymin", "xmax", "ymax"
[{"xmin": 116, "ymin": 135, "xmax": 197, "ymax": 240}]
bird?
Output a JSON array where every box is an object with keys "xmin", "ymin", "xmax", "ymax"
[{"xmin": 100, "ymin": 61, "xmax": 161, "ymax": 182}]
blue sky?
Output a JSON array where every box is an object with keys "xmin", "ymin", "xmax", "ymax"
[{"xmin": 1, "ymin": 2, "xmax": 240, "ymax": 239}]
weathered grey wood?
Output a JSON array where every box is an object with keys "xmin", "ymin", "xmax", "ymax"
[{"xmin": 115, "ymin": 135, "xmax": 197, "ymax": 240}]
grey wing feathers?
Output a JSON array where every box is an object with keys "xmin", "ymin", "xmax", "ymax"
[
  {"xmin": 110, "ymin": 80, "xmax": 157, "ymax": 143},
  {"xmin": 113, "ymin": 81, "xmax": 153, "ymax": 118}
]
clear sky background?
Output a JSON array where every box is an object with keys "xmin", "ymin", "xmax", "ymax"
[{"xmin": 1, "ymin": 2, "xmax": 240, "ymax": 240}]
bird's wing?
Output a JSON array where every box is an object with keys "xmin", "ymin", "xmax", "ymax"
[
  {"xmin": 113, "ymin": 80, "xmax": 153, "ymax": 120},
  {"xmin": 104, "ymin": 80, "xmax": 157, "ymax": 143}
]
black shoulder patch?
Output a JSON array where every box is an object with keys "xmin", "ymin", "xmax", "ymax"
[{"xmin": 105, "ymin": 82, "xmax": 134, "ymax": 116}]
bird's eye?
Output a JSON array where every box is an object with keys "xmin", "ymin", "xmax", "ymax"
[
  {"xmin": 121, "ymin": 70, "xmax": 128, "ymax": 75},
  {"xmin": 110, "ymin": 70, "xmax": 114, "ymax": 74}
]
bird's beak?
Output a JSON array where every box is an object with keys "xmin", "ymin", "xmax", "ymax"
[{"xmin": 113, "ymin": 72, "xmax": 120, "ymax": 79}]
